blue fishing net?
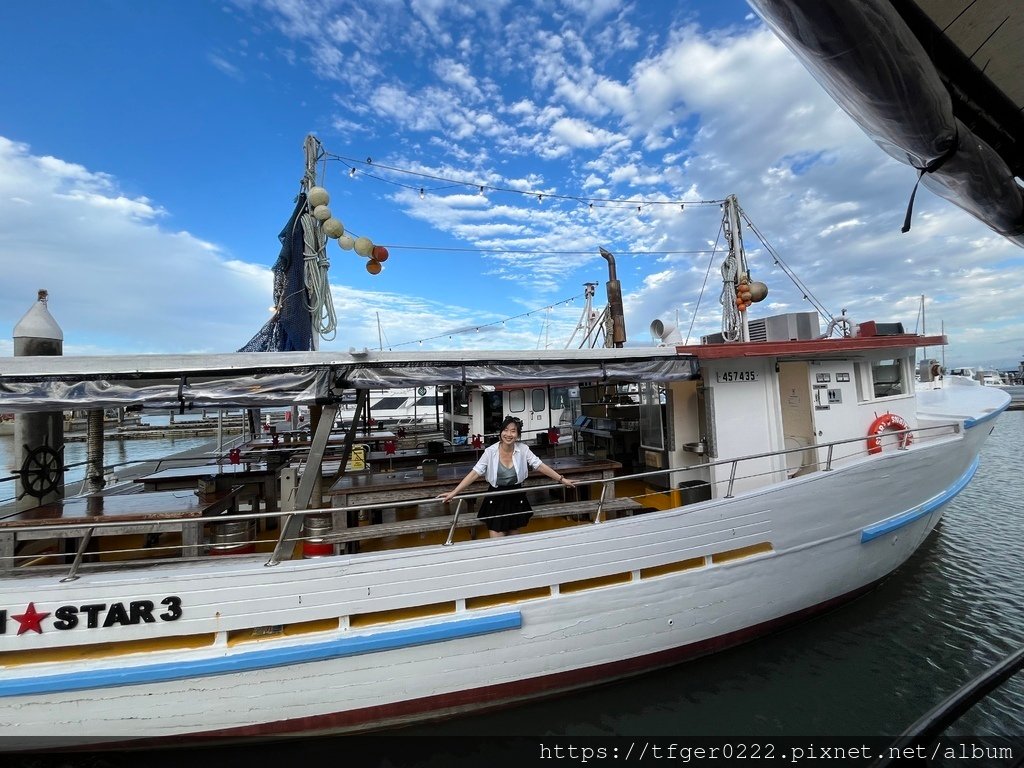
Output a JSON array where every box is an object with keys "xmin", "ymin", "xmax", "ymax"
[{"xmin": 238, "ymin": 192, "xmax": 315, "ymax": 353}]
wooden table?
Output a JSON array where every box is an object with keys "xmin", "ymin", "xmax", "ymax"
[
  {"xmin": 328, "ymin": 455, "xmax": 621, "ymax": 534},
  {"xmin": 0, "ymin": 488, "xmax": 242, "ymax": 570},
  {"xmin": 136, "ymin": 462, "xmax": 278, "ymax": 512},
  {"xmin": 365, "ymin": 444, "xmax": 482, "ymax": 471}
]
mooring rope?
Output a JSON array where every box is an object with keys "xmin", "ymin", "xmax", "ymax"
[{"xmin": 300, "ymin": 212, "xmax": 337, "ymax": 340}]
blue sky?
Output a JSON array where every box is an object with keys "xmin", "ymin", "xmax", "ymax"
[{"xmin": 1, "ymin": 0, "xmax": 1021, "ymax": 369}]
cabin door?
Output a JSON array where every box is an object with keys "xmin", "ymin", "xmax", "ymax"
[
  {"xmin": 526, "ymin": 387, "xmax": 548, "ymax": 433},
  {"xmin": 777, "ymin": 362, "xmax": 815, "ymax": 477},
  {"xmin": 481, "ymin": 391, "xmax": 504, "ymax": 437}
]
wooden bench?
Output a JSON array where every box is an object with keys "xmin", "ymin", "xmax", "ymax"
[{"xmin": 322, "ymin": 497, "xmax": 644, "ymax": 547}]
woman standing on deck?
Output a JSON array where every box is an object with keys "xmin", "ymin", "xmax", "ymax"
[{"xmin": 438, "ymin": 415, "xmax": 574, "ymax": 537}]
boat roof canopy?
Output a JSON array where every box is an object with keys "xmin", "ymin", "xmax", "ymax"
[{"xmin": 0, "ymin": 348, "xmax": 698, "ymax": 413}]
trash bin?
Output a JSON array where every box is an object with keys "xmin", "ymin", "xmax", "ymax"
[{"xmin": 677, "ymin": 480, "xmax": 712, "ymax": 505}]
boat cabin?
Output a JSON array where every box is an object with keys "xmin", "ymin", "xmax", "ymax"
[{"xmin": 622, "ymin": 312, "xmax": 925, "ymax": 501}]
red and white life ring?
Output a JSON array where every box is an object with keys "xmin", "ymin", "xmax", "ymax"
[{"xmin": 866, "ymin": 412, "xmax": 913, "ymax": 455}]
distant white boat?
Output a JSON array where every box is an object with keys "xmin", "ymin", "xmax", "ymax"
[
  {"xmin": 949, "ymin": 367, "xmax": 1007, "ymax": 387},
  {"xmin": 337, "ymin": 386, "xmax": 442, "ymax": 430},
  {"xmin": 977, "ymin": 370, "xmax": 1008, "ymax": 387}
]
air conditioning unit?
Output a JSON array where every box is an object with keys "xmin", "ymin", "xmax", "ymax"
[{"xmin": 747, "ymin": 312, "xmax": 820, "ymax": 342}]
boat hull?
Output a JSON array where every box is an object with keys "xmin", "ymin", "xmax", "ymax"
[{"xmin": 0, "ymin": 423, "xmax": 986, "ymax": 749}]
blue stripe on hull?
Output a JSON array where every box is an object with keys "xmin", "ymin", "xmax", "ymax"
[
  {"xmin": 860, "ymin": 455, "xmax": 979, "ymax": 543},
  {"xmin": 0, "ymin": 611, "xmax": 522, "ymax": 698},
  {"xmin": 965, "ymin": 398, "xmax": 1010, "ymax": 429}
]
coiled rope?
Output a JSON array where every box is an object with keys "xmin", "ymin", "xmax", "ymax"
[
  {"xmin": 301, "ymin": 135, "xmax": 337, "ymax": 341},
  {"xmin": 300, "ymin": 212, "xmax": 337, "ymax": 340}
]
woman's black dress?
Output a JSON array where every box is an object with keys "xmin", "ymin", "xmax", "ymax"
[{"xmin": 477, "ymin": 462, "xmax": 532, "ymax": 533}]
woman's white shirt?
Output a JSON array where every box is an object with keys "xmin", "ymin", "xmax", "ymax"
[{"xmin": 471, "ymin": 441, "xmax": 543, "ymax": 486}]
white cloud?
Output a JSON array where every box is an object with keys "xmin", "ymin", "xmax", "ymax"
[{"xmin": 3, "ymin": 2, "xmax": 1021, "ymax": 369}]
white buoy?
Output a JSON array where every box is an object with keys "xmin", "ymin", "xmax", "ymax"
[
  {"xmin": 307, "ymin": 186, "xmax": 330, "ymax": 207},
  {"xmin": 312, "ymin": 205, "xmax": 332, "ymax": 222},
  {"xmin": 322, "ymin": 218, "xmax": 344, "ymax": 238},
  {"xmin": 354, "ymin": 236, "xmax": 374, "ymax": 256}
]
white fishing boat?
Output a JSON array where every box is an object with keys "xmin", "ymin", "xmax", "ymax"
[
  {"xmin": 0, "ymin": 183, "xmax": 1011, "ymax": 750},
  {"xmin": 334, "ymin": 387, "xmax": 434, "ymax": 430},
  {"xmin": 949, "ymin": 367, "xmax": 1008, "ymax": 387}
]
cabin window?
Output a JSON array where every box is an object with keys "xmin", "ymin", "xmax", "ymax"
[
  {"xmin": 531, "ymin": 388, "xmax": 545, "ymax": 411},
  {"xmin": 550, "ymin": 387, "xmax": 570, "ymax": 409},
  {"xmin": 870, "ymin": 359, "xmax": 906, "ymax": 398},
  {"xmin": 638, "ymin": 382, "xmax": 665, "ymax": 450},
  {"xmin": 508, "ymin": 389, "xmax": 526, "ymax": 413},
  {"xmin": 370, "ymin": 396, "xmax": 408, "ymax": 411},
  {"xmin": 446, "ymin": 385, "xmax": 469, "ymax": 416}
]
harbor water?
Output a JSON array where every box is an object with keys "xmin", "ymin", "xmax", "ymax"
[
  {"xmin": 3, "ymin": 412, "xmax": 1023, "ymax": 766},
  {"xmin": 1, "ymin": 431, "xmax": 216, "ymax": 506}
]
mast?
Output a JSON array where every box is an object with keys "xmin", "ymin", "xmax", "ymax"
[{"xmin": 720, "ymin": 194, "xmax": 756, "ymax": 343}]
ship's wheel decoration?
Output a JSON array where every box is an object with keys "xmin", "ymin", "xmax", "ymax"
[
  {"xmin": 306, "ymin": 184, "xmax": 390, "ymax": 275},
  {"xmin": 19, "ymin": 444, "xmax": 63, "ymax": 498}
]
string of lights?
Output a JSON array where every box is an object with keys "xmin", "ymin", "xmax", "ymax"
[
  {"xmin": 381, "ymin": 244, "xmax": 720, "ymax": 256},
  {"xmin": 384, "ymin": 293, "xmax": 583, "ymax": 350},
  {"xmin": 323, "ymin": 152, "xmax": 727, "ymax": 210}
]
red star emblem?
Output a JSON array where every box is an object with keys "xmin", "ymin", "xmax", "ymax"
[{"xmin": 12, "ymin": 602, "xmax": 50, "ymax": 635}]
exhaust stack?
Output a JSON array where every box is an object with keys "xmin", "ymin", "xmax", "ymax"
[{"xmin": 599, "ymin": 248, "xmax": 626, "ymax": 348}]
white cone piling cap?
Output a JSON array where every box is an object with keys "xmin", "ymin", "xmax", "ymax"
[{"xmin": 14, "ymin": 290, "xmax": 63, "ymax": 341}]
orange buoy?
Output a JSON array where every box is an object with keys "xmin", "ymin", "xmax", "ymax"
[{"xmin": 865, "ymin": 413, "xmax": 913, "ymax": 454}]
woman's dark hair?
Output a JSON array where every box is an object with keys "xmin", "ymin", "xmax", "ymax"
[{"xmin": 500, "ymin": 415, "xmax": 523, "ymax": 436}]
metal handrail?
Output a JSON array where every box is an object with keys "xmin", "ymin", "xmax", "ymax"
[
  {"xmin": 444, "ymin": 498, "xmax": 466, "ymax": 546},
  {"xmin": 592, "ymin": 482, "xmax": 610, "ymax": 523},
  {"xmin": 6, "ymin": 422, "xmax": 956, "ymax": 543},
  {"xmin": 59, "ymin": 528, "xmax": 94, "ymax": 583},
  {"xmin": 3, "ymin": 419, "xmax": 962, "ymax": 578}
]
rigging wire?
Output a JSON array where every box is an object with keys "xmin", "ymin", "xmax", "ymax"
[
  {"xmin": 313, "ymin": 146, "xmax": 838, "ymax": 348},
  {"xmin": 384, "ymin": 293, "xmax": 582, "ymax": 350},
  {"xmin": 738, "ymin": 207, "xmax": 834, "ymax": 324},
  {"xmin": 684, "ymin": 219, "xmax": 725, "ymax": 345}
]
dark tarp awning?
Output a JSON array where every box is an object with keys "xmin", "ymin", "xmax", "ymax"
[
  {"xmin": 749, "ymin": 0, "xmax": 1024, "ymax": 247},
  {"xmin": 0, "ymin": 349, "xmax": 699, "ymax": 413}
]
